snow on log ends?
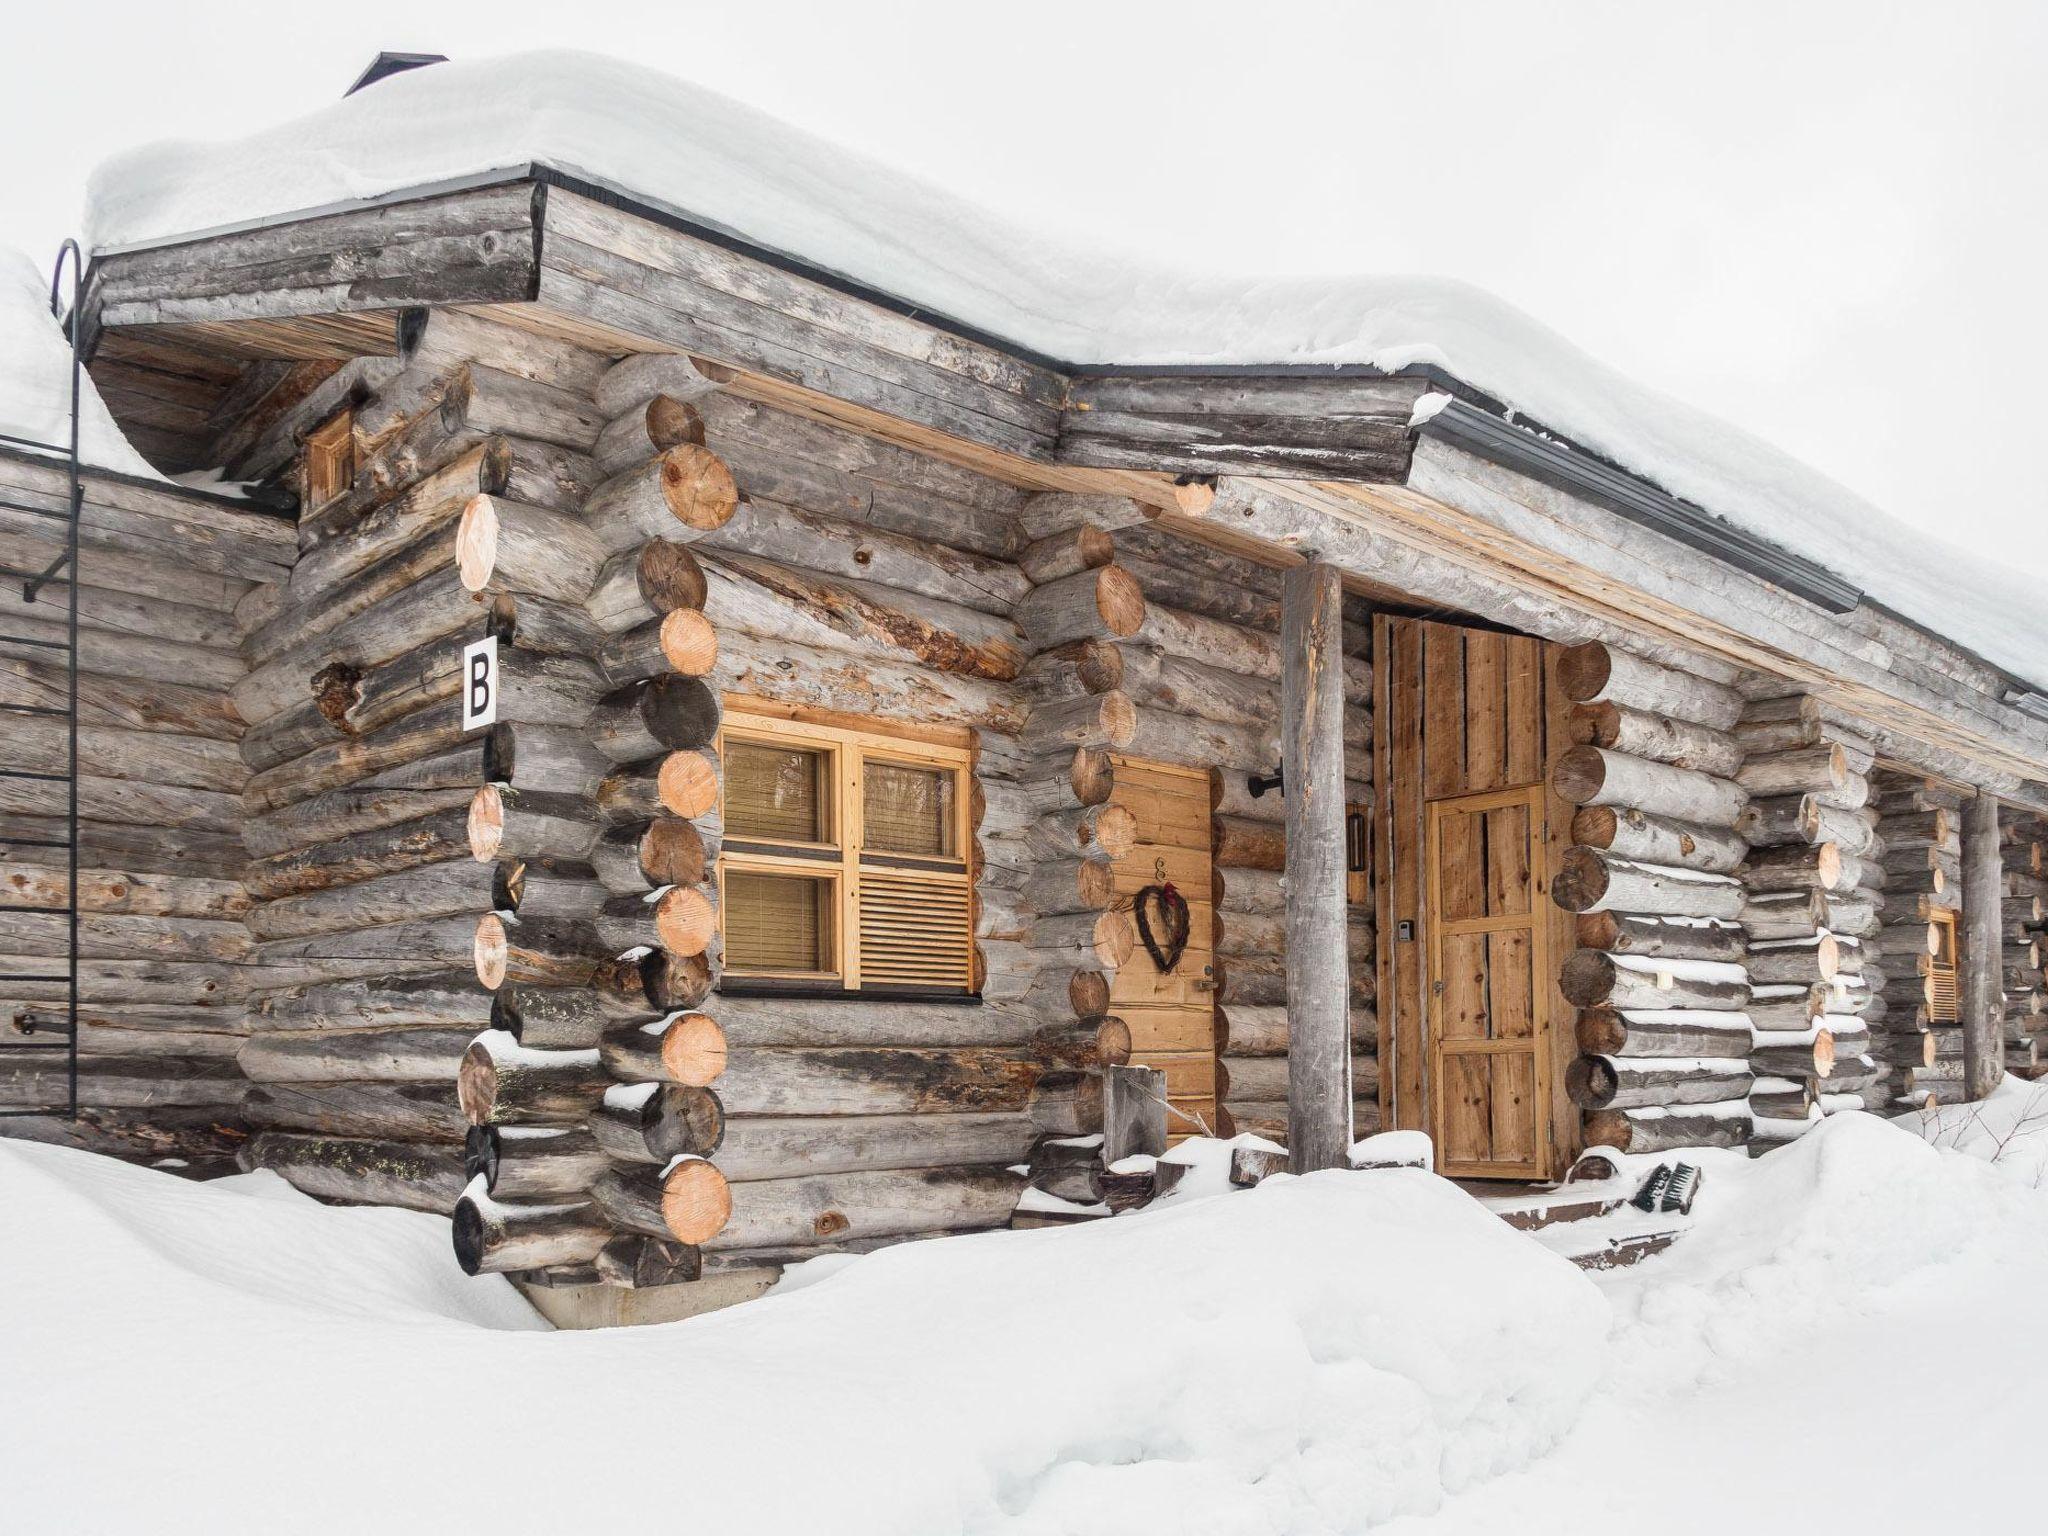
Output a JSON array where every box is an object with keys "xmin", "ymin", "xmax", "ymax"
[
  {"xmin": 79, "ymin": 51, "xmax": 2048, "ymax": 688},
  {"xmin": 0, "ymin": 1137, "xmax": 1604, "ymax": 1532}
]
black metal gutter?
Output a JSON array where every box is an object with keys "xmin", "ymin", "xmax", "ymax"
[{"xmin": 1416, "ymin": 400, "xmax": 1864, "ymax": 614}]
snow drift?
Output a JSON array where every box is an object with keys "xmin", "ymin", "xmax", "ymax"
[
  {"xmin": 0, "ymin": 248, "xmax": 162, "ymax": 480},
  {"xmin": 0, "ymin": 1138, "xmax": 1603, "ymax": 1534},
  {"xmin": 81, "ymin": 49, "xmax": 2048, "ymax": 689}
]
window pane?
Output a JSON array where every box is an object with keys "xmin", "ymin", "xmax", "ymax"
[
  {"xmin": 726, "ymin": 741, "xmax": 831, "ymax": 844},
  {"xmin": 724, "ymin": 872, "xmax": 835, "ymax": 973},
  {"xmin": 864, "ymin": 761, "xmax": 955, "ymax": 857}
]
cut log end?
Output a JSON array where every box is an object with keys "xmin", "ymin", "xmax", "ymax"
[
  {"xmin": 659, "ymin": 607, "xmax": 720, "ymax": 676},
  {"xmin": 658, "ymin": 444, "xmax": 740, "ymax": 532},
  {"xmin": 645, "ymin": 395, "xmax": 706, "ymax": 450},
  {"xmin": 1094, "ymin": 566, "xmax": 1147, "ymax": 638},
  {"xmin": 456, "ymin": 1040, "xmax": 498, "ymax": 1124},
  {"xmin": 455, "ymin": 494, "xmax": 499, "ymax": 593},
  {"xmin": 639, "ymin": 819, "xmax": 707, "ymax": 888},
  {"xmin": 1088, "ymin": 804, "xmax": 1140, "ymax": 861},
  {"xmin": 1549, "ymin": 744, "xmax": 1608, "ymax": 806},
  {"xmin": 637, "ymin": 537, "xmax": 708, "ymax": 613},
  {"xmin": 659, "ymin": 1010, "xmax": 729, "ymax": 1087},
  {"xmin": 468, "ymin": 785, "xmax": 505, "ymax": 863},
  {"xmin": 474, "ymin": 913, "xmax": 510, "ymax": 991},
  {"xmin": 660, "ymin": 1158, "xmax": 733, "ymax": 1244},
  {"xmin": 1556, "ymin": 641, "xmax": 1614, "ymax": 703},
  {"xmin": 658, "ymin": 750, "xmax": 721, "ymax": 819},
  {"xmin": 653, "ymin": 886, "xmax": 718, "ymax": 956}
]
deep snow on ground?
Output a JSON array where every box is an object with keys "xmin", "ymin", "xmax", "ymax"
[
  {"xmin": 0, "ymin": 1135, "xmax": 1603, "ymax": 1535},
  {"xmin": 4, "ymin": 1093, "xmax": 2044, "ymax": 1534},
  {"xmin": 78, "ymin": 50, "xmax": 2048, "ymax": 689}
]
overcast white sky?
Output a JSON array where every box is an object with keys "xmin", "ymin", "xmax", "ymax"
[{"xmin": 3, "ymin": 0, "xmax": 2042, "ymax": 555}]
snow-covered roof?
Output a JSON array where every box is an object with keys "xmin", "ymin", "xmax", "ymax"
[
  {"xmin": 81, "ymin": 51, "xmax": 2048, "ymax": 691},
  {"xmin": 0, "ymin": 248, "xmax": 163, "ymax": 482}
]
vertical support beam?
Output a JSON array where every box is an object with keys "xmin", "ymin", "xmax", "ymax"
[
  {"xmin": 1283, "ymin": 560, "xmax": 1351, "ymax": 1172},
  {"xmin": 1960, "ymin": 790, "xmax": 2004, "ymax": 1101}
]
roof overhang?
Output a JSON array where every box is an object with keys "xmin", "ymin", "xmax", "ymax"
[{"xmin": 72, "ymin": 169, "xmax": 2048, "ymax": 798}]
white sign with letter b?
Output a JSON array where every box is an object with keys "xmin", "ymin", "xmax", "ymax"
[{"xmin": 462, "ymin": 635, "xmax": 498, "ymax": 730}]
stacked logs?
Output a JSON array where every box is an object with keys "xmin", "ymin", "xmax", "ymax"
[
  {"xmin": 532, "ymin": 381, "xmax": 1065, "ymax": 1271},
  {"xmin": 233, "ymin": 315, "xmax": 621, "ymax": 1205},
  {"xmin": 1996, "ymin": 806, "xmax": 2047, "ymax": 1077},
  {"xmin": 1732, "ymin": 694, "xmax": 1880, "ymax": 1141},
  {"xmin": 1011, "ymin": 505, "xmax": 1379, "ymax": 1152},
  {"xmin": 1004, "ymin": 492, "xmax": 1150, "ymax": 1205},
  {"xmin": 0, "ymin": 450, "xmax": 295, "ymax": 1165},
  {"xmin": 1550, "ymin": 641, "xmax": 1758, "ymax": 1156},
  {"xmin": 455, "ymin": 351, "xmax": 735, "ymax": 1283},
  {"xmin": 1867, "ymin": 769, "xmax": 1963, "ymax": 1107}
]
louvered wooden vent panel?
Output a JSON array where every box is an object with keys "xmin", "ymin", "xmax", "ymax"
[
  {"xmin": 1928, "ymin": 913, "xmax": 1960, "ymax": 1024},
  {"xmin": 858, "ymin": 873, "xmax": 972, "ymax": 990}
]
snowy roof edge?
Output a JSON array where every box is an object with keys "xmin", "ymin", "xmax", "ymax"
[{"xmin": 90, "ymin": 159, "xmax": 1874, "ymax": 624}]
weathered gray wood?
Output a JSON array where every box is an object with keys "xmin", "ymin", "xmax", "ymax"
[
  {"xmin": 238, "ymin": 1132, "xmax": 466, "ymax": 1213},
  {"xmin": 1570, "ymin": 805, "xmax": 1747, "ymax": 874},
  {"xmin": 711, "ymin": 1111, "xmax": 1038, "ymax": 1181},
  {"xmin": 1551, "ymin": 746, "xmax": 1746, "ymax": 827},
  {"xmin": 1281, "ymin": 561, "xmax": 1351, "ymax": 1174},
  {"xmin": 706, "ymin": 1166, "xmax": 1023, "ymax": 1252},
  {"xmin": 453, "ymin": 1190, "xmax": 611, "ymax": 1275},
  {"xmin": 1961, "ymin": 791, "xmax": 2005, "ymax": 1100},
  {"xmin": 1105, "ymin": 1073, "xmax": 1171, "ymax": 1163},
  {"xmin": 1574, "ymin": 1007, "xmax": 1754, "ymax": 1059}
]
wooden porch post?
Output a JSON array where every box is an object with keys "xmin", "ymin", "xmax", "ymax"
[
  {"xmin": 1282, "ymin": 559, "xmax": 1351, "ymax": 1172},
  {"xmin": 1960, "ymin": 790, "xmax": 2004, "ymax": 1101}
]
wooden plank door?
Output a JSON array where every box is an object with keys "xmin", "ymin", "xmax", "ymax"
[
  {"xmin": 1374, "ymin": 615, "xmax": 1573, "ymax": 1179},
  {"xmin": 1107, "ymin": 756, "xmax": 1217, "ymax": 1137},
  {"xmin": 1426, "ymin": 783, "xmax": 1551, "ymax": 1178}
]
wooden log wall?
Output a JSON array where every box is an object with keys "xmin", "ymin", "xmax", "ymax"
[
  {"xmin": 498, "ymin": 371, "xmax": 1097, "ymax": 1277},
  {"xmin": 1994, "ymin": 804, "xmax": 2046, "ymax": 1080},
  {"xmin": 0, "ymin": 453, "xmax": 296, "ymax": 1168},
  {"xmin": 1731, "ymin": 694, "xmax": 1880, "ymax": 1144},
  {"xmin": 1066, "ymin": 526, "xmax": 1379, "ymax": 1152},
  {"xmin": 1549, "ymin": 641, "xmax": 1758, "ymax": 1156},
  {"xmin": 229, "ymin": 313, "xmax": 621, "ymax": 1252},
  {"xmin": 1866, "ymin": 767, "xmax": 1964, "ymax": 1108}
]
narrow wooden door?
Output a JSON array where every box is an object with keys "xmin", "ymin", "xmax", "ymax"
[
  {"xmin": 1107, "ymin": 756, "xmax": 1217, "ymax": 1137},
  {"xmin": 1375, "ymin": 615, "xmax": 1573, "ymax": 1179},
  {"xmin": 1426, "ymin": 784, "xmax": 1551, "ymax": 1178}
]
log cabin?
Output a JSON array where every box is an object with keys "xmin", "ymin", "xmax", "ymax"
[{"xmin": 5, "ymin": 51, "xmax": 2046, "ymax": 1322}]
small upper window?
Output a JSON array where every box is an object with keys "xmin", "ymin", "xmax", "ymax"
[{"xmin": 304, "ymin": 410, "xmax": 355, "ymax": 509}]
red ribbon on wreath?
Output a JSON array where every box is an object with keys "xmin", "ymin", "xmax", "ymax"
[{"xmin": 1133, "ymin": 880, "xmax": 1192, "ymax": 973}]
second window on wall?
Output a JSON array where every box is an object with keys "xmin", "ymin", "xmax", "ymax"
[{"xmin": 717, "ymin": 707, "xmax": 975, "ymax": 998}]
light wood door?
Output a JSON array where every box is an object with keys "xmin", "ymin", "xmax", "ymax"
[
  {"xmin": 1374, "ymin": 615, "xmax": 1574, "ymax": 1179},
  {"xmin": 1426, "ymin": 784, "xmax": 1551, "ymax": 1178},
  {"xmin": 1108, "ymin": 755, "xmax": 1217, "ymax": 1137}
]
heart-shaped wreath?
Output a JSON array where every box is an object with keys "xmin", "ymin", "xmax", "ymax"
[{"xmin": 1133, "ymin": 881, "xmax": 1192, "ymax": 973}]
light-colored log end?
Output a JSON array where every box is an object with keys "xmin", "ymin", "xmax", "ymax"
[{"xmin": 661, "ymin": 1158, "xmax": 733, "ymax": 1244}]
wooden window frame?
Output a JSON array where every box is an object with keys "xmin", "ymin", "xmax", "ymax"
[
  {"xmin": 303, "ymin": 409, "xmax": 355, "ymax": 511},
  {"xmin": 716, "ymin": 703, "xmax": 977, "ymax": 999}
]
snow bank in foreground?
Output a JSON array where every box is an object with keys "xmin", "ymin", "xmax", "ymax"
[
  {"xmin": 1900, "ymin": 1071, "xmax": 2048, "ymax": 1186},
  {"xmin": 0, "ymin": 248, "xmax": 163, "ymax": 480},
  {"xmin": 1391, "ymin": 1107, "xmax": 2048, "ymax": 1535},
  {"xmin": 81, "ymin": 51, "xmax": 2048, "ymax": 688},
  {"xmin": 0, "ymin": 1139, "xmax": 1603, "ymax": 1534}
]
